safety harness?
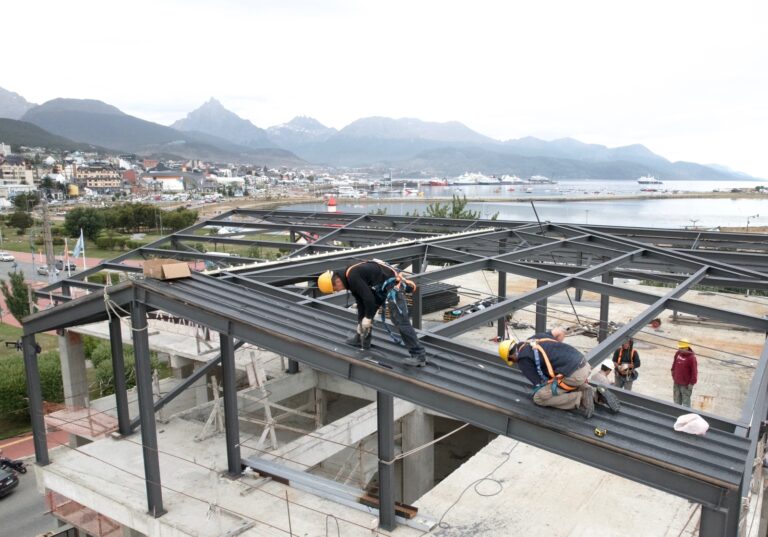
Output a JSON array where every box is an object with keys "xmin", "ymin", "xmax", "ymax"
[
  {"xmin": 614, "ymin": 347, "xmax": 637, "ymax": 378},
  {"xmin": 519, "ymin": 338, "xmax": 579, "ymax": 396},
  {"xmin": 346, "ymin": 260, "xmax": 418, "ymax": 345}
]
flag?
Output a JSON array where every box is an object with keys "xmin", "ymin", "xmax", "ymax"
[{"xmin": 72, "ymin": 229, "xmax": 85, "ymax": 258}]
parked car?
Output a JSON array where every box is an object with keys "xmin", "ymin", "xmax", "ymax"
[
  {"xmin": 55, "ymin": 260, "xmax": 77, "ymax": 271},
  {"xmin": 37, "ymin": 266, "xmax": 60, "ymax": 276},
  {"xmin": 0, "ymin": 468, "xmax": 19, "ymax": 498},
  {"xmin": 0, "ymin": 252, "xmax": 15, "ymax": 262}
]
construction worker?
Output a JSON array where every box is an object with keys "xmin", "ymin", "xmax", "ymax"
[
  {"xmin": 590, "ymin": 359, "xmax": 615, "ymax": 386},
  {"xmin": 612, "ymin": 338, "xmax": 640, "ymax": 390},
  {"xmin": 671, "ymin": 339, "xmax": 698, "ymax": 407},
  {"xmin": 498, "ymin": 336, "xmax": 620, "ymax": 418},
  {"xmin": 317, "ymin": 261, "xmax": 427, "ymax": 367}
]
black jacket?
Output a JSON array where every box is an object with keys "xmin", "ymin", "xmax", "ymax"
[{"xmin": 338, "ymin": 262, "xmax": 397, "ymax": 322}]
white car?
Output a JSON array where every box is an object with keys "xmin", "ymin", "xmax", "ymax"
[{"xmin": 0, "ymin": 252, "xmax": 15, "ymax": 262}]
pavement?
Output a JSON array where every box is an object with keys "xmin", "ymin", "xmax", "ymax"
[
  {"xmin": 0, "ymin": 251, "xmax": 102, "ymax": 328},
  {"xmin": 0, "ymin": 464, "xmax": 58, "ymax": 537}
]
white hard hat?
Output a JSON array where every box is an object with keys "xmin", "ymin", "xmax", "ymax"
[{"xmin": 600, "ymin": 359, "xmax": 614, "ymax": 371}]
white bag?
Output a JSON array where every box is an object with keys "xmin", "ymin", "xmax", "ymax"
[{"xmin": 673, "ymin": 413, "xmax": 709, "ymax": 436}]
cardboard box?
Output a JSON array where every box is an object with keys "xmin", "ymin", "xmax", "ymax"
[{"xmin": 143, "ymin": 258, "xmax": 191, "ymax": 280}]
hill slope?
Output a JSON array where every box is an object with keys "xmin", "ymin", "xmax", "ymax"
[{"xmin": 0, "ymin": 118, "xmax": 106, "ymax": 152}]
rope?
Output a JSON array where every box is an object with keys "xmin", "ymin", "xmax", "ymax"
[{"xmin": 380, "ymin": 423, "xmax": 469, "ymax": 466}]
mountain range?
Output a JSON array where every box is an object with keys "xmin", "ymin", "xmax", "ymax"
[{"xmin": 0, "ymin": 86, "xmax": 754, "ymax": 179}]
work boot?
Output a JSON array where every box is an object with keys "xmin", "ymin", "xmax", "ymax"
[
  {"xmin": 361, "ymin": 332, "xmax": 372, "ymax": 351},
  {"xmin": 404, "ymin": 354, "xmax": 428, "ymax": 368},
  {"xmin": 345, "ymin": 331, "xmax": 361, "ymax": 347},
  {"xmin": 595, "ymin": 385, "xmax": 621, "ymax": 413},
  {"xmin": 578, "ymin": 385, "xmax": 595, "ymax": 418}
]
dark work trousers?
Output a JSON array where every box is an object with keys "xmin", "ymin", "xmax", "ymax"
[{"xmin": 388, "ymin": 290, "xmax": 426, "ymax": 358}]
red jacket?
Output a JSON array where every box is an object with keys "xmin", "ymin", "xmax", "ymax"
[{"xmin": 671, "ymin": 349, "xmax": 698, "ymax": 386}]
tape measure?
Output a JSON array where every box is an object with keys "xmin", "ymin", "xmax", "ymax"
[{"xmin": 594, "ymin": 428, "xmax": 607, "ymax": 438}]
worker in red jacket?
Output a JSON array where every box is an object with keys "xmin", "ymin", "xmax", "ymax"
[{"xmin": 671, "ymin": 339, "xmax": 698, "ymax": 407}]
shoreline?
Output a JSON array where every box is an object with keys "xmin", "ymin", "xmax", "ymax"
[{"xmin": 291, "ymin": 190, "xmax": 768, "ymax": 205}]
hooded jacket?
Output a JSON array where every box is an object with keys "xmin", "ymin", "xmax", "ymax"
[{"xmin": 671, "ymin": 349, "xmax": 698, "ymax": 386}]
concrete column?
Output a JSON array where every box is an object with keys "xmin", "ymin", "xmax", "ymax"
[
  {"xmin": 58, "ymin": 330, "xmax": 88, "ymax": 408},
  {"xmin": 314, "ymin": 388, "xmax": 327, "ymax": 426},
  {"xmin": 402, "ymin": 408, "xmax": 434, "ymax": 504}
]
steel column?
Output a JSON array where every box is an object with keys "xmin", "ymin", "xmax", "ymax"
[
  {"xmin": 598, "ymin": 272, "xmax": 613, "ymax": 342},
  {"xmin": 575, "ymin": 252, "xmax": 584, "ymax": 301},
  {"xmin": 131, "ymin": 300, "xmax": 165, "ymax": 517},
  {"xmin": 22, "ymin": 335, "xmax": 49, "ymax": 466},
  {"xmin": 411, "ymin": 256, "xmax": 422, "ymax": 329},
  {"xmin": 108, "ymin": 317, "xmax": 132, "ymax": 435},
  {"xmin": 219, "ymin": 332, "xmax": 242, "ymax": 477},
  {"xmin": 497, "ymin": 270, "xmax": 507, "ymax": 339},
  {"xmin": 377, "ymin": 392, "xmax": 396, "ymax": 530},
  {"xmin": 535, "ymin": 280, "xmax": 547, "ymax": 333}
]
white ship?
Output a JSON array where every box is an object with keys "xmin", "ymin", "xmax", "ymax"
[
  {"xmin": 529, "ymin": 175, "xmax": 557, "ymax": 184},
  {"xmin": 637, "ymin": 175, "xmax": 663, "ymax": 185}
]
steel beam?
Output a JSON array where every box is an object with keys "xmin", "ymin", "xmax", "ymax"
[
  {"xmin": 22, "ymin": 335, "xmax": 49, "ymax": 466},
  {"xmin": 585, "ymin": 267, "xmax": 709, "ymax": 366},
  {"xmin": 598, "ymin": 272, "xmax": 613, "ymax": 342},
  {"xmin": 377, "ymin": 392, "xmax": 396, "ymax": 530},
  {"xmin": 411, "ymin": 256, "xmax": 423, "ymax": 329},
  {"xmin": 109, "ymin": 317, "xmax": 131, "ymax": 436},
  {"xmin": 220, "ymin": 332, "xmax": 242, "ymax": 477},
  {"xmin": 535, "ymin": 280, "xmax": 547, "ymax": 334},
  {"xmin": 130, "ymin": 299, "xmax": 166, "ymax": 517}
]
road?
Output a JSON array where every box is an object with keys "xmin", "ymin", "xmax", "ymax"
[{"xmin": 0, "ymin": 465, "xmax": 58, "ymax": 537}]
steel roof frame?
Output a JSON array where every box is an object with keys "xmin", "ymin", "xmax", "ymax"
[{"xmin": 22, "ymin": 210, "xmax": 768, "ymax": 536}]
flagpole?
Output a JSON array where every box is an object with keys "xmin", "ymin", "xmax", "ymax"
[
  {"xmin": 81, "ymin": 230, "xmax": 87, "ymax": 270},
  {"xmin": 65, "ymin": 237, "xmax": 71, "ymax": 277}
]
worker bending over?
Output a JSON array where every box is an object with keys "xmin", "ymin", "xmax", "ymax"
[
  {"xmin": 318, "ymin": 260, "xmax": 427, "ymax": 367},
  {"xmin": 498, "ymin": 335, "xmax": 620, "ymax": 418}
]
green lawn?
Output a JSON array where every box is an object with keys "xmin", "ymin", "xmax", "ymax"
[{"xmin": 0, "ymin": 324, "xmax": 58, "ymax": 361}]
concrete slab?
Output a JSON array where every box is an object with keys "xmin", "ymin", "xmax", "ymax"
[
  {"xmin": 416, "ymin": 436, "xmax": 699, "ymax": 537},
  {"xmin": 38, "ymin": 417, "xmax": 426, "ymax": 537}
]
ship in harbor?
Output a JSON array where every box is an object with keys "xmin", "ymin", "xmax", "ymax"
[
  {"xmin": 529, "ymin": 175, "xmax": 557, "ymax": 184},
  {"xmin": 637, "ymin": 175, "xmax": 663, "ymax": 185}
]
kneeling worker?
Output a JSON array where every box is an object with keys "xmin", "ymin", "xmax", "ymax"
[
  {"xmin": 317, "ymin": 260, "xmax": 427, "ymax": 367},
  {"xmin": 498, "ymin": 336, "xmax": 620, "ymax": 417}
]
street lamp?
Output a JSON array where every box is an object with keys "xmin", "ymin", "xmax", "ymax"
[
  {"xmin": 689, "ymin": 219, "xmax": 699, "ymax": 229},
  {"xmin": 746, "ymin": 214, "xmax": 760, "ymax": 231}
]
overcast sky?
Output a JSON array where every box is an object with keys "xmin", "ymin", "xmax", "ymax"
[{"xmin": 3, "ymin": 0, "xmax": 767, "ymax": 177}]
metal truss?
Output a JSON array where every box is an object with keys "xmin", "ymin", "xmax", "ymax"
[{"xmin": 22, "ymin": 210, "xmax": 768, "ymax": 536}]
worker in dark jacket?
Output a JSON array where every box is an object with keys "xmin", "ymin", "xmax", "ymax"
[
  {"xmin": 612, "ymin": 338, "xmax": 640, "ymax": 390},
  {"xmin": 498, "ymin": 335, "xmax": 620, "ymax": 417},
  {"xmin": 671, "ymin": 339, "xmax": 698, "ymax": 407},
  {"xmin": 318, "ymin": 261, "xmax": 427, "ymax": 367}
]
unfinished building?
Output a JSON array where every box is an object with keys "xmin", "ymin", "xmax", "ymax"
[{"xmin": 21, "ymin": 210, "xmax": 768, "ymax": 536}]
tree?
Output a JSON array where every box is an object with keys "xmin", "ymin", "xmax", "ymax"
[
  {"xmin": 0, "ymin": 352, "xmax": 63, "ymax": 422},
  {"xmin": 0, "ymin": 270, "xmax": 36, "ymax": 322},
  {"xmin": 12, "ymin": 192, "xmax": 39, "ymax": 211},
  {"xmin": 8, "ymin": 210, "xmax": 33, "ymax": 232},
  {"xmin": 64, "ymin": 207, "xmax": 106, "ymax": 240},
  {"xmin": 425, "ymin": 194, "xmax": 481, "ymax": 219}
]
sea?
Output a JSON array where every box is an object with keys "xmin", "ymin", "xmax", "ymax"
[{"xmin": 283, "ymin": 179, "xmax": 768, "ymax": 229}]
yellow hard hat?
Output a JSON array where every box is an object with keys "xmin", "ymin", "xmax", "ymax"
[
  {"xmin": 677, "ymin": 339, "xmax": 690, "ymax": 349},
  {"xmin": 498, "ymin": 338, "xmax": 519, "ymax": 365},
  {"xmin": 318, "ymin": 270, "xmax": 335, "ymax": 294}
]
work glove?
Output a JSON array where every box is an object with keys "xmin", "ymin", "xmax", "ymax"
[{"xmin": 360, "ymin": 317, "xmax": 373, "ymax": 338}]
